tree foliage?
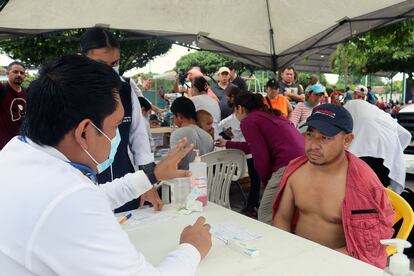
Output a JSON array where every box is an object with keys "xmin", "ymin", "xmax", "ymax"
[
  {"xmin": 297, "ymin": 72, "xmax": 328, "ymax": 88},
  {"xmin": 0, "ymin": 29, "xmax": 172, "ymax": 74},
  {"xmin": 331, "ymin": 19, "xmax": 414, "ymax": 76},
  {"xmin": 175, "ymin": 51, "xmax": 234, "ymax": 76}
]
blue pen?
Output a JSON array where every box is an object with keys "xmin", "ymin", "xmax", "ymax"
[{"xmin": 119, "ymin": 213, "xmax": 132, "ymax": 224}]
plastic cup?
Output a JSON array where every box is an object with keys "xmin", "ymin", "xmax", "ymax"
[{"xmin": 170, "ymin": 177, "xmax": 191, "ymax": 207}]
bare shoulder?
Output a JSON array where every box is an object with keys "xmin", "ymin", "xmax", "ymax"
[{"xmin": 286, "ymin": 162, "xmax": 308, "ymax": 190}]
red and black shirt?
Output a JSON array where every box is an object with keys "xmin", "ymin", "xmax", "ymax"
[{"xmin": 0, "ymin": 82, "xmax": 27, "ymax": 149}]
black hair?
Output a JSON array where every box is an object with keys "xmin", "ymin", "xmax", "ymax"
[
  {"xmin": 149, "ymin": 114, "xmax": 158, "ymax": 121},
  {"xmin": 7, "ymin": 61, "xmax": 26, "ymax": 71},
  {"xmin": 138, "ymin": 96, "xmax": 152, "ymax": 111},
  {"xmin": 225, "ymin": 85, "xmax": 242, "ymax": 98},
  {"xmin": 192, "ymin": 76, "xmax": 209, "ymax": 93},
  {"xmin": 21, "ymin": 55, "xmax": 121, "ymax": 146},
  {"xmin": 266, "ymin": 79, "xmax": 279, "ymax": 89},
  {"xmin": 234, "ymin": 91, "xmax": 281, "ymax": 116},
  {"xmin": 225, "ymin": 86, "xmax": 241, "ymax": 109},
  {"xmin": 170, "ymin": 97, "xmax": 197, "ymax": 121},
  {"xmin": 280, "ymin": 66, "xmax": 295, "ymax": 73},
  {"xmin": 80, "ymin": 27, "xmax": 120, "ymax": 54},
  {"xmin": 226, "ymin": 63, "xmax": 236, "ymax": 70},
  {"xmin": 279, "ymin": 66, "xmax": 296, "ymax": 74}
]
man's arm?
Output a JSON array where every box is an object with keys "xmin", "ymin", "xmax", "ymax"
[
  {"xmin": 285, "ymin": 92, "xmax": 305, "ymax": 102},
  {"xmin": 36, "ymin": 188, "xmax": 201, "ymax": 276},
  {"xmin": 287, "ymin": 100, "xmax": 293, "ymax": 116},
  {"xmin": 335, "ymin": 247, "xmax": 349, "ymax": 255},
  {"xmin": 98, "ymin": 170, "xmax": 152, "ymax": 210},
  {"xmin": 273, "ymin": 180, "xmax": 295, "ymax": 232},
  {"xmin": 224, "ymin": 140, "xmax": 251, "ymax": 154}
]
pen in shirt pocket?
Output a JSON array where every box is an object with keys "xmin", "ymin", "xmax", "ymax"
[{"xmin": 119, "ymin": 213, "xmax": 133, "ymax": 224}]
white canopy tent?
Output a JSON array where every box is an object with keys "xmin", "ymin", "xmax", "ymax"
[{"xmin": 0, "ymin": 0, "xmax": 413, "ymax": 71}]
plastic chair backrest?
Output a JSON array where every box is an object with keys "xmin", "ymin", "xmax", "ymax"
[
  {"xmin": 386, "ymin": 188, "xmax": 414, "ymax": 256},
  {"xmin": 200, "ymin": 149, "xmax": 246, "ymax": 208}
]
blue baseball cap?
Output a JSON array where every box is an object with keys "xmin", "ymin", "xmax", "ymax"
[
  {"xmin": 304, "ymin": 104, "xmax": 353, "ymax": 137},
  {"xmin": 309, "ymin": 84, "xmax": 325, "ymax": 94}
]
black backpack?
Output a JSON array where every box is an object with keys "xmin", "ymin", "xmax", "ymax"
[{"xmin": 392, "ymin": 188, "xmax": 414, "ymax": 257}]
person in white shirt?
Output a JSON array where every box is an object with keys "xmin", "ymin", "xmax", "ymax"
[
  {"xmin": 0, "ymin": 55, "xmax": 212, "ymax": 276},
  {"xmin": 80, "ymin": 27, "xmax": 159, "ymax": 212},
  {"xmin": 190, "ymin": 76, "xmax": 221, "ymax": 139},
  {"xmin": 138, "ymin": 96, "xmax": 156, "ymax": 153},
  {"xmin": 344, "ymin": 99, "xmax": 411, "ymax": 194}
]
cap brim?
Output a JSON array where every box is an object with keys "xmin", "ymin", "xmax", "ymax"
[{"xmin": 303, "ymin": 120, "xmax": 342, "ymax": 137}]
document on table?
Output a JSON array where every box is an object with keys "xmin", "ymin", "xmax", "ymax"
[
  {"xmin": 118, "ymin": 207, "xmax": 176, "ymax": 232},
  {"xmin": 211, "ymin": 221, "xmax": 261, "ymax": 242}
]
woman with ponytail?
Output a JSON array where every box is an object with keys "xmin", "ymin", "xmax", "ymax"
[
  {"xmin": 217, "ymin": 91, "xmax": 304, "ymax": 224},
  {"xmin": 190, "ymin": 76, "xmax": 221, "ymax": 139}
]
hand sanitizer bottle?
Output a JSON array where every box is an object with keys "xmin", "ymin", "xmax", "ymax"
[
  {"xmin": 381, "ymin": 239, "xmax": 414, "ymax": 275},
  {"xmin": 189, "ymin": 149, "xmax": 208, "ymax": 206}
]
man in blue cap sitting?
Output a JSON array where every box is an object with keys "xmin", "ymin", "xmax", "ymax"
[{"xmin": 272, "ymin": 104, "xmax": 394, "ymax": 269}]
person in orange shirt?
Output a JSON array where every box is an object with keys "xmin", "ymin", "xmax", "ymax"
[{"xmin": 263, "ymin": 79, "xmax": 292, "ymax": 117}]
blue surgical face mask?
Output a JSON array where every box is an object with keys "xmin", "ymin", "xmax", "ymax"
[
  {"xmin": 112, "ymin": 65, "xmax": 120, "ymax": 75},
  {"xmin": 82, "ymin": 123, "xmax": 121, "ymax": 174}
]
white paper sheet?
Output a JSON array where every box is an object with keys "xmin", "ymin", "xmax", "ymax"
[
  {"xmin": 210, "ymin": 221, "xmax": 261, "ymax": 242},
  {"xmin": 117, "ymin": 207, "xmax": 176, "ymax": 232}
]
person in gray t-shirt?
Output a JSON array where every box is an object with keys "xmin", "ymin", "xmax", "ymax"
[{"xmin": 170, "ymin": 97, "xmax": 214, "ymax": 169}]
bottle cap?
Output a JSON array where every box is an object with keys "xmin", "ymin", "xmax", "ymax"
[{"xmin": 194, "ymin": 149, "xmax": 200, "ymax": 162}]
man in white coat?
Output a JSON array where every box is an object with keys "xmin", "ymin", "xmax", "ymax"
[
  {"xmin": 344, "ymin": 99, "xmax": 411, "ymax": 194},
  {"xmin": 0, "ymin": 55, "xmax": 211, "ymax": 275}
]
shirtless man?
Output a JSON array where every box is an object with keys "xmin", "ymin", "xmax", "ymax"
[{"xmin": 272, "ymin": 104, "xmax": 394, "ymax": 268}]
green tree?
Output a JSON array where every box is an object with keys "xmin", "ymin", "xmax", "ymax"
[
  {"xmin": 383, "ymin": 80, "xmax": 402, "ymax": 94},
  {"xmin": 22, "ymin": 73, "xmax": 37, "ymax": 89},
  {"xmin": 331, "ymin": 19, "xmax": 414, "ymax": 76},
  {"xmin": 175, "ymin": 51, "xmax": 233, "ymax": 77},
  {"xmin": 0, "ymin": 29, "xmax": 172, "ymax": 74},
  {"xmin": 297, "ymin": 72, "xmax": 328, "ymax": 89}
]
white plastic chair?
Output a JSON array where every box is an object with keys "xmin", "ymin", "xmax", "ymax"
[{"xmin": 200, "ymin": 149, "xmax": 246, "ymax": 209}]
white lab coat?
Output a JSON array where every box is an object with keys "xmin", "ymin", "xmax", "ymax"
[
  {"xmin": 0, "ymin": 137, "xmax": 200, "ymax": 275},
  {"xmin": 125, "ymin": 77, "xmax": 154, "ymax": 166},
  {"xmin": 344, "ymin": 100, "xmax": 411, "ymax": 194}
]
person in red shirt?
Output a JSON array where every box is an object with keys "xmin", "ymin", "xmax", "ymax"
[
  {"xmin": 0, "ymin": 61, "xmax": 27, "ymax": 149},
  {"xmin": 272, "ymin": 104, "xmax": 394, "ymax": 268},
  {"xmin": 329, "ymin": 86, "xmax": 343, "ymax": 106}
]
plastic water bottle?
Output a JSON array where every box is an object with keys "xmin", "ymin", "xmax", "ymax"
[{"xmin": 189, "ymin": 149, "xmax": 208, "ymax": 206}]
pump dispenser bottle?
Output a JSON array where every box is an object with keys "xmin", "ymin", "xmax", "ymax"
[
  {"xmin": 381, "ymin": 239, "xmax": 414, "ymax": 276},
  {"xmin": 189, "ymin": 149, "xmax": 208, "ymax": 206}
]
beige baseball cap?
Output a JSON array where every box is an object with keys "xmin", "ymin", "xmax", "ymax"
[{"xmin": 217, "ymin": 66, "xmax": 230, "ymax": 75}]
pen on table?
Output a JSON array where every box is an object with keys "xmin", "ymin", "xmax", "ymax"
[
  {"xmin": 216, "ymin": 236, "xmax": 260, "ymax": 257},
  {"xmin": 119, "ymin": 213, "xmax": 132, "ymax": 225}
]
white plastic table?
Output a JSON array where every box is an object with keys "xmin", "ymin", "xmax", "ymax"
[{"xmin": 121, "ymin": 203, "xmax": 385, "ymax": 276}]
